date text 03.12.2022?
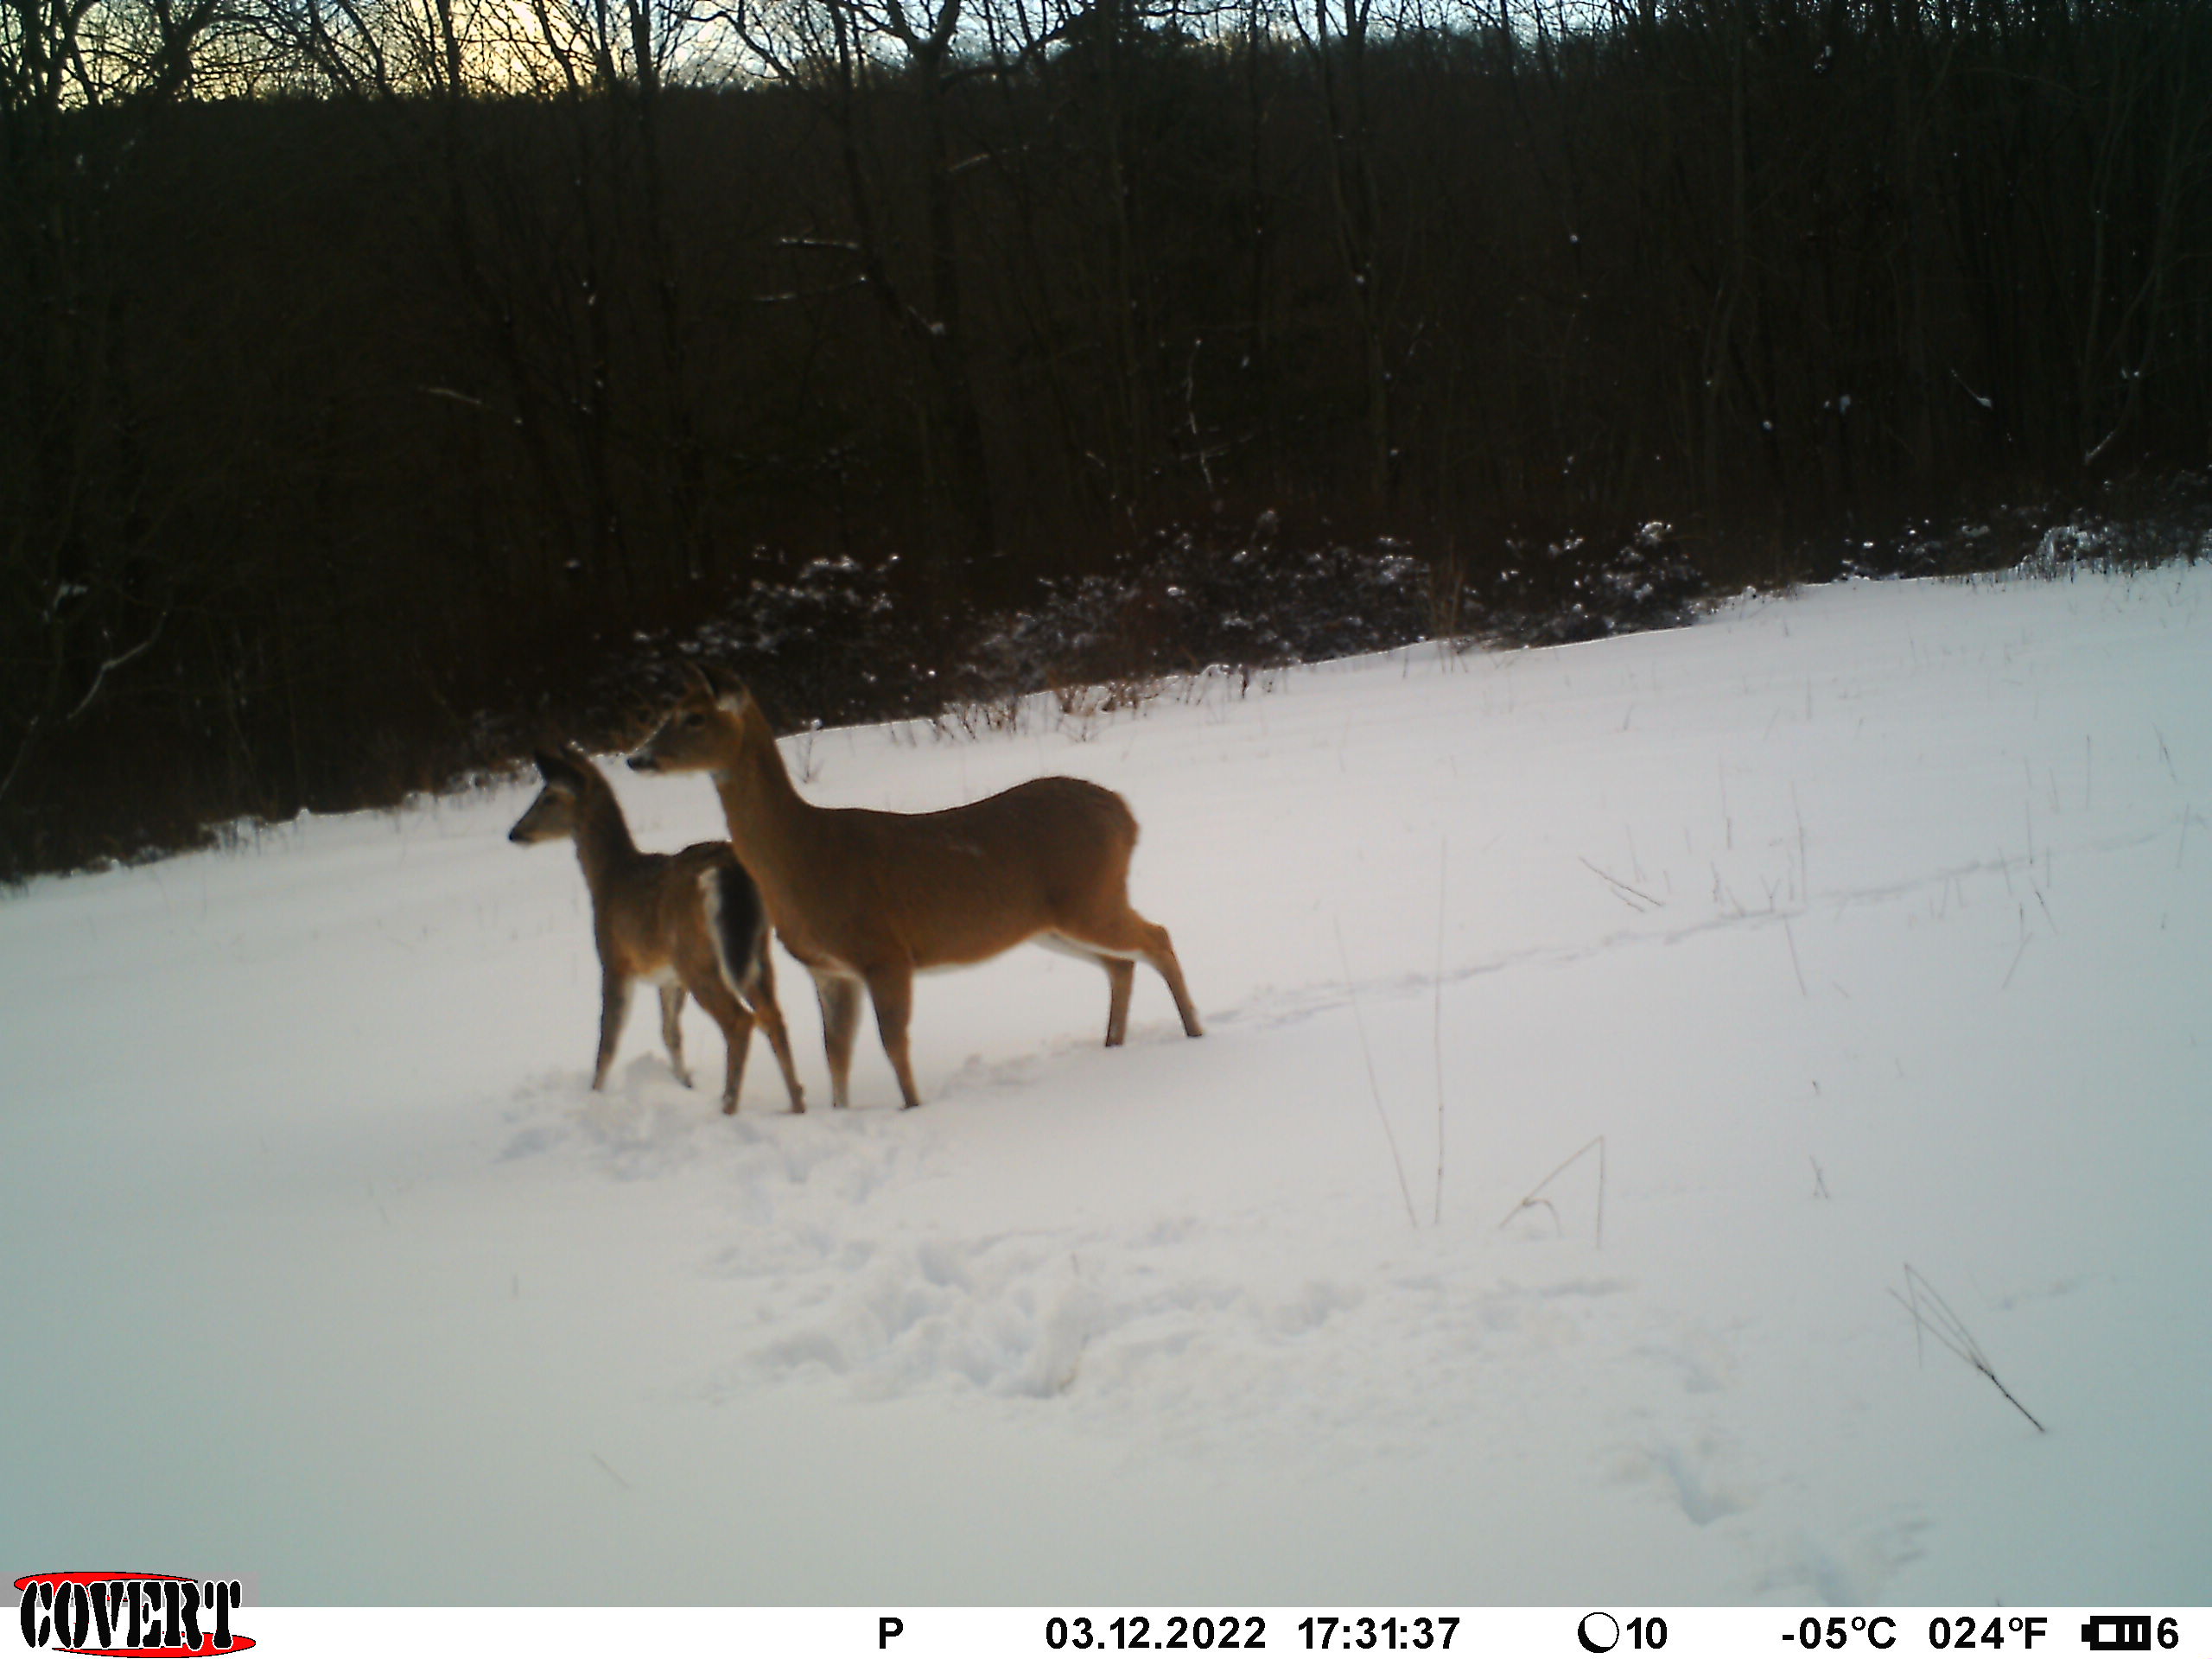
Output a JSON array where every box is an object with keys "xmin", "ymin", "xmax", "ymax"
[{"xmin": 1043, "ymin": 1615, "xmax": 1267, "ymax": 1650}]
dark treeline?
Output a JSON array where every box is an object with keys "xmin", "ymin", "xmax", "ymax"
[{"xmin": 4, "ymin": 0, "xmax": 2209, "ymax": 876}]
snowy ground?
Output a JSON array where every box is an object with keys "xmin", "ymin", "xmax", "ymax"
[{"xmin": 3, "ymin": 567, "xmax": 2209, "ymax": 1607}]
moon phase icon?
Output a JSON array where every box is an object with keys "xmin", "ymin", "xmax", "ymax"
[{"xmin": 1577, "ymin": 1612, "xmax": 1622, "ymax": 1653}]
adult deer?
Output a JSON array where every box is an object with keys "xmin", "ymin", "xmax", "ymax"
[
  {"xmin": 509, "ymin": 746, "xmax": 806, "ymax": 1114},
  {"xmin": 628, "ymin": 669, "xmax": 1202, "ymax": 1109}
]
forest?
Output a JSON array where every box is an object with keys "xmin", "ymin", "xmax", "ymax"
[{"xmin": 3, "ymin": 0, "xmax": 2209, "ymax": 876}]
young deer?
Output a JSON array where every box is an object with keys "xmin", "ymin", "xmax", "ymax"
[
  {"xmin": 629, "ymin": 669, "xmax": 1202, "ymax": 1110},
  {"xmin": 509, "ymin": 746, "xmax": 806, "ymax": 1114}
]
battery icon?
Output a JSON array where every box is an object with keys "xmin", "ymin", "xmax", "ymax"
[{"xmin": 2081, "ymin": 1616, "xmax": 2153, "ymax": 1652}]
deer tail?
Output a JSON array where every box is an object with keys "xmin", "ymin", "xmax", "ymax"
[{"xmin": 702, "ymin": 857, "xmax": 770, "ymax": 1006}]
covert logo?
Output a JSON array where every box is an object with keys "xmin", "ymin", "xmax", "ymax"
[{"xmin": 15, "ymin": 1574, "xmax": 251, "ymax": 1656}]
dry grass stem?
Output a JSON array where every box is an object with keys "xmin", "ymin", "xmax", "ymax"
[
  {"xmin": 1433, "ymin": 837, "xmax": 1448, "ymax": 1227},
  {"xmin": 1498, "ymin": 1134, "xmax": 1606, "ymax": 1249},
  {"xmin": 1336, "ymin": 920, "xmax": 1419, "ymax": 1231},
  {"xmin": 1891, "ymin": 1265, "xmax": 2046, "ymax": 1433},
  {"xmin": 1580, "ymin": 856, "xmax": 1662, "ymax": 911}
]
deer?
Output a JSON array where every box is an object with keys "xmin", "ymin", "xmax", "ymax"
[
  {"xmin": 627, "ymin": 667, "xmax": 1202, "ymax": 1110},
  {"xmin": 508, "ymin": 745, "xmax": 807, "ymax": 1115}
]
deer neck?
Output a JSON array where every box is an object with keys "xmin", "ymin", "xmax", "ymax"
[
  {"xmin": 708, "ymin": 710, "xmax": 816, "ymax": 894},
  {"xmin": 570, "ymin": 785, "xmax": 644, "ymax": 898}
]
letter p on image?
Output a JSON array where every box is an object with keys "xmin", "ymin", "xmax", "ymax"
[{"xmin": 879, "ymin": 1614, "xmax": 905, "ymax": 1648}]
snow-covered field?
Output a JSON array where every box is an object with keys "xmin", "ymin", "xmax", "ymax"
[{"xmin": 4, "ymin": 567, "xmax": 2208, "ymax": 1607}]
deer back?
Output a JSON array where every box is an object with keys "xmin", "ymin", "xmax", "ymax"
[{"xmin": 766, "ymin": 776, "xmax": 1139, "ymax": 972}]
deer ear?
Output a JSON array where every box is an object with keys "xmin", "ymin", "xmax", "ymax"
[
  {"xmin": 682, "ymin": 660, "xmax": 716, "ymax": 697},
  {"xmin": 703, "ymin": 669, "xmax": 753, "ymax": 715},
  {"xmin": 535, "ymin": 748, "xmax": 585, "ymax": 788},
  {"xmin": 690, "ymin": 658, "xmax": 750, "ymax": 707}
]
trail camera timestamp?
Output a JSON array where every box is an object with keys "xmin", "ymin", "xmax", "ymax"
[
  {"xmin": 1297, "ymin": 1616, "xmax": 1459, "ymax": 1650},
  {"xmin": 1034, "ymin": 1613, "xmax": 1459, "ymax": 1652}
]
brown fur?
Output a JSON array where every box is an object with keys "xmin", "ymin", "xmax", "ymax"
[
  {"xmin": 509, "ymin": 746, "xmax": 806, "ymax": 1114},
  {"xmin": 629, "ymin": 671, "xmax": 1202, "ymax": 1109}
]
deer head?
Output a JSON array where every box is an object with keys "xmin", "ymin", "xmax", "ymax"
[
  {"xmin": 629, "ymin": 664, "xmax": 756, "ymax": 776},
  {"xmin": 508, "ymin": 747, "xmax": 594, "ymax": 842}
]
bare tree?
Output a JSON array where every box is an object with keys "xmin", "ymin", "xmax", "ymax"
[
  {"xmin": 724, "ymin": 0, "xmax": 1003, "ymax": 567},
  {"xmin": 0, "ymin": 0, "xmax": 237, "ymax": 819}
]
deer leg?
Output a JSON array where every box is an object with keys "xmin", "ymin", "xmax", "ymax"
[
  {"xmin": 689, "ymin": 971, "xmax": 756, "ymax": 1114},
  {"xmin": 1065, "ymin": 910, "xmax": 1205, "ymax": 1041},
  {"xmin": 594, "ymin": 971, "xmax": 633, "ymax": 1090},
  {"xmin": 1103, "ymin": 957, "xmax": 1136, "ymax": 1047},
  {"xmin": 658, "ymin": 982, "xmax": 693, "ymax": 1087},
  {"xmin": 743, "ymin": 974, "xmax": 808, "ymax": 1114},
  {"xmin": 815, "ymin": 972, "xmax": 863, "ymax": 1110},
  {"xmin": 1141, "ymin": 921, "xmax": 1205, "ymax": 1039},
  {"xmin": 863, "ymin": 963, "xmax": 922, "ymax": 1109}
]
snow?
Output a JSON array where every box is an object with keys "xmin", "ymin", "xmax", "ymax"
[{"xmin": 4, "ymin": 567, "xmax": 2208, "ymax": 1606}]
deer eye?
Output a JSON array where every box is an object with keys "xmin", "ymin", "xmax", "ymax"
[{"xmin": 682, "ymin": 711, "xmax": 705, "ymax": 728}]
